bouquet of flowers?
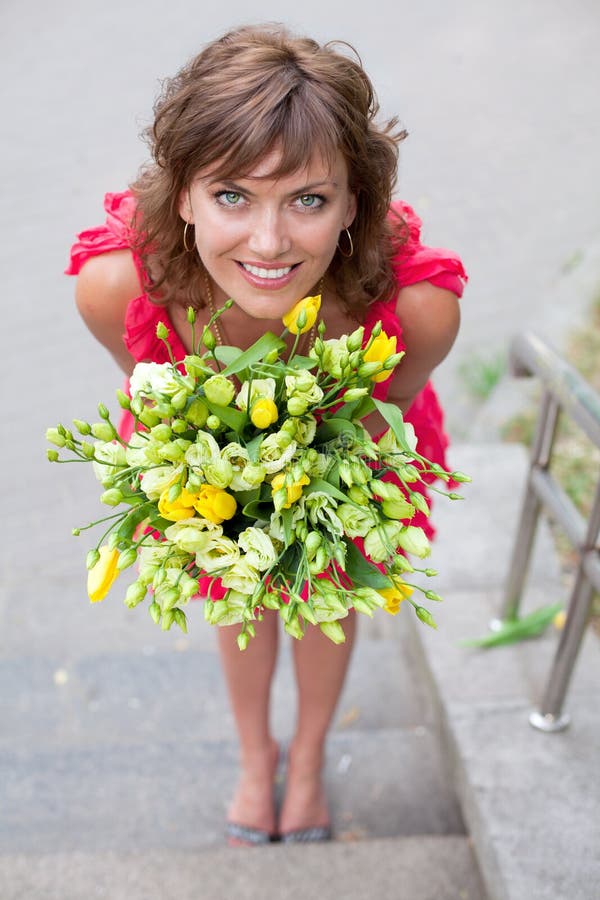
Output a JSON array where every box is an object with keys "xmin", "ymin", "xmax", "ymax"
[{"xmin": 46, "ymin": 295, "xmax": 469, "ymax": 649}]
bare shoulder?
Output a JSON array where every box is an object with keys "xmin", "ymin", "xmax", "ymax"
[
  {"xmin": 75, "ymin": 249, "xmax": 142, "ymax": 374},
  {"xmin": 395, "ymin": 281, "xmax": 460, "ymax": 360},
  {"xmin": 383, "ymin": 281, "xmax": 461, "ymax": 413}
]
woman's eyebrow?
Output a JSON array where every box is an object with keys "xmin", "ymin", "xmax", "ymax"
[{"xmin": 204, "ymin": 177, "xmax": 339, "ymax": 195}]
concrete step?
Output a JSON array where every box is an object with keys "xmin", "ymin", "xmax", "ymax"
[{"xmin": 0, "ymin": 835, "xmax": 486, "ymax": 900}]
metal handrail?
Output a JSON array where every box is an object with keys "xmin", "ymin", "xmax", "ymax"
[{"xmin": 498, "ymin": 331, "xmax": 600, "ymax": 732}]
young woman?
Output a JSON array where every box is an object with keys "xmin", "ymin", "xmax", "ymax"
[{"xmin": 68, "ymin": 24, "xmax": 466, "ymax": 846}]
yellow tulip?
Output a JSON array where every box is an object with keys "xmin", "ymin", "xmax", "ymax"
[
  {"xmin": 88, "ymin": 545, "xmax": 120, "ymax": 603},
  {"xmin": 282, "ymin": 294, "xmax": 321, "ymax": 335},
  {"xmin": 193, "ymin": 484, "xmax": 237, "ymax": 524},
  {"xmin": 158, "ymin": 486, "xmax": 198, "ymax": 522},
  {"xmin": 362, "ymin": 331, "xmax": 397, "ymax": 383},
  {"xmin": 271, "ymin": 471, "xmax": 310, "ymax": 508},
  {"xmin": 250, "ymin": 398, "xmax": 279, "ymax": 429},
  {"xmin": 378, "ymin": 579, "xmax": 414, "ymax": 615}
]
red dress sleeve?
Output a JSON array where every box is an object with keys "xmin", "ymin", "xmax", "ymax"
[
  {"xmin": 65, "ymin": 190, "xmax": 144, "ymax": 282},
  {"xmin": 389, "ymin": 200, "xmax": 468, "ymax": 297}
]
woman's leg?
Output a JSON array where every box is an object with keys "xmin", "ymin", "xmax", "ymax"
[
  {"xmin": 278, "ymin": 610, "xmax": 357, "ymax": 834},
  {"xmin": 216, "ymin": 611, "xmax": 280, "ymax": 835}
]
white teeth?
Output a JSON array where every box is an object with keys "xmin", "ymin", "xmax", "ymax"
[{"xmin": 242, "ymin": 263, "xmax": 293, "ymax": 279}]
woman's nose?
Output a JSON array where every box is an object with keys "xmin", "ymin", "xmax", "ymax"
[{"xmin": 246, "ymin": 209, "xmax": 291, "ymax": 259}]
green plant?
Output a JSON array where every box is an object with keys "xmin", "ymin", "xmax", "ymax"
[{"xmin": 458, "ymin": 351, "xmax": 506, "ymax": 401}]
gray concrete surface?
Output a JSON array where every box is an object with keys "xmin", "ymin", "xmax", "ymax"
[{"xmin": 2, "ymin": 2, "xmax": 600, "ymax": 899}]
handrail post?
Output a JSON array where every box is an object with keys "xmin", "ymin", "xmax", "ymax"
[
  {"xmin": 529, "ymin": 478, "xmax": 600, "ymax": 731},
  {"xmin": 494, "ymin": 391, "xmax": 560, "ymax": 626}
]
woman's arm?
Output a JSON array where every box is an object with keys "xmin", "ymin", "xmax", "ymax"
[
  {"xmin": 363, "ymin": 281, "xmax": 460, "ymax": 435},
  {"xmin": 75, "ymin": 249, "xmax": 142, "ymax": 376}
]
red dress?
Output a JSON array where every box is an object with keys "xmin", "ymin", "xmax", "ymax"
[{"xmin": 66, "ymin": 190, "xmax": 467, "ymax": 555}]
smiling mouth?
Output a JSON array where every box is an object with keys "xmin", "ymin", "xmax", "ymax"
[{"xmin": 239, "ymin": 262, "xmax": 300, "ymax": 280}]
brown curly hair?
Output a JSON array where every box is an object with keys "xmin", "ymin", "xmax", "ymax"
[{"xmin": 131, "ymin": 23, "xmax": 408, "ymax": 318}]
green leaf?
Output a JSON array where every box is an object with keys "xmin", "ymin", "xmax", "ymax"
[
  {"xmin": 306, "ymin": 478, "xmax": 349, "ymax": 504},
  {"xmin": 343, "ymin": 539, "xmax": 391, "ymax": 589},
  {"xmin": 459, "ymin": 602, "xmax": 563, "ymax": 648},
  {"xmin": 116, "ymin": 502, "xmax": 154, "ymax": 542},
  {"xmin": 245, "ymin": 435, "xmax": 263, "ymax": 462},
  {"xmin": 213, "ymin": 345, "xmax": 243, "ymax": 366},
  {"xmin": 371, "ymin": 398, "xmax": 411, "ymax": 451},
  {"xmin": 204, "ymin": 401, "xmax": 248, "ymax": 432},
  {"xmin": 281, "ymin": 508, "xmax": 294, "ymax": 547},
  {"xmin": 315, "ymin": 418, "xmax": 357, "ymax": 444},
  {"xmin": 220, "ymin": 333, "xmax": 286, "ymax": 376}
]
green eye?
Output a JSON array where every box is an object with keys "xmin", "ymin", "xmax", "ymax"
[
  {"xmin": 300, "ymin": 194, "xmax": 316, "ymax": 207},
  {"xmin": 224, "ymin": 191, "xmax": 241, "ymax": 204}
]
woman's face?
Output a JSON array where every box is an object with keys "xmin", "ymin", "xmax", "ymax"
[{"xmin": 180, "ymin": 148, "xmax": 356, "ymax": 321}]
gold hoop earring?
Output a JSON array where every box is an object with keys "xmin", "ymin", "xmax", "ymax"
[
  {"xmin": 183, "ymin": 221, "xmax": 195, "ymax": 253},
  {"xmin": 337, "ymin": 227, "xmax": 354, "ymax": 259}
]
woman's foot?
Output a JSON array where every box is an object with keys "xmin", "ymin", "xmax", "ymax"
[
  {"xmin": 278, "ymin": 743, "xmax": 331, "ymax": 840},
  {"xmin": 226, "ymin": 738, "xmax": 279, "ymax": 846}
]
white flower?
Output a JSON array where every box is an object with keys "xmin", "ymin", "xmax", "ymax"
[
  {"xmin": 92, "ymin": 441, "xmax": 128, "ymax": 486},
  {"xmin": 138, "ymin": 541, "xmax": 189, "ymax": 570},
  {"xmin": 238, "ymin": 528, "xmax": 278, "ymax": 571},
  {"xmin": 220, "ymin": 442, "xmax": 256, "ymax": 490},
  {"xmin": 124, "ymin": 432, "xmax": 153, "ymax": 468},
  {"xmin": 140, "ymin": 464, "xmax": 182, "ymax": 500},
  {"xmin": 164, "ymin": 517, "xmax": 222, "ymax": 554},
  {"xmin": 185, "ymin": 431, "xmax": 221, "ymax": 470},
  {"xmin": 130, "ymin": 362, "xmax": 188, "ymax": 399},
  {"xmin": 259, "ymin": 432, "xmax": 297, "ymax": 474},
  {"xmin": 285, "ymin": 372, "xmax": 324, "ymax": 405},
  {"xmin": 311, "ymin": 336, "xmax": 348, "ymax": 379},
  {"xmin": 205, "ymin": 591, "xmax": 249, "ymax": 626},
  {"xmin": 336, "ymin": 502, "xmax": 378, "ymax": 538},
  {"xmin": 220, "ymin": 559, "xmax": 261, "ymax": 593},
  {"xmin": 236, "ymin": 378, "xmax": 277, "ymax": 411},
  {"xmin": 363, "ymin": 521, "xmax": 403, "ymax": 563},
  {"xmin": 304, "ymin": 492, "xmax": 343, "ymax": 537},
  {"xmin": 396, "ymin": 525, "xmax": 431, "ymax": 559},
  {"xmin": 195, "ymin": 535, "xmax": 240, "ymax": 574}
]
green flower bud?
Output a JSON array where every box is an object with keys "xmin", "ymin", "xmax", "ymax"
[
  {"xmin": 46, "ymin": 427, "xmax": 66, "ymax": 448},
  {"xmin": 116, "ymin": 389, "xmax": 131, "ymax": 410},
  {"xmin": 139, "ymin": 564, "xmax": 159, "ymax": 585},
  {"xmin": 159, "ymin": 441, "xmax": 186, "ymax": 463},
  {"xmin": 287, "ymin": 397, "xmax": 308, "ymax": 416},
  {"xmin": 97, "ymin": 403, "xmax": 110, "ymax": 420},
  {"xmin": 206, "ymin": 415, "xmax": 221, "ymax": 430},
  {"xmin": 448, "ymin": 492, "xmax": 464, "ymax": 501},
  {"xmin": 156, "ymin": 321, "xmax": 170, "ymax": 340},
  {"xmin": 283, "ymin": 614, "xmax": 304, "ymax": 641},
  {"xmin": 318, "ymin": 320, "xmax": 326, "ymax": 336},
  {"xmin": 72, "ymin": 528, "xmax": 81, "ymax": 536},
  {"xmin": 101, "ymin": 488, "xmax": 124, "ymax": 506},
  {"xmin": 203, "ymin": 374, "xmax": 235, "ymax": 406},
  {"xmin": 305, "ymin": 532, "xmax": 322, "ymax": 558},
  {"xmin": 108, "ymin": 533, "xmax": 120, "ymax": 550},
  {"xmin": 185, "ymin": 398, "xmax": 209, "ymax": 428},
  {"xmin": 415, "ymin": 606, "xmax": 437, "ymax": 629},
  {"xmin": 202, "ymin": 327, "xmax": 216, "ymax": 351},
  {"xmin": 424, "ymin": 590, "xmax": 443, "ymax": 602},
  {"xmin": 237, "ymin": 630, "xmax": 250, "ymax": 651},
  {"xmin": 346, "ymin": 326, "xmax": 365, "ymax": 353},
  {"xmin": 186, "ymin": 472, "xmax": 203, "ymax": 492},
  {"xmin": 184, "ymin": 355, "xmax": 209, "ymax": 379},
  {"xmin": 319, "ymin": 620, "xmax": 346, "ymax": 644},
  {"xmin": 171, "ymin": 418, "xmax": 188, "ymax": 434},
  {"xmin": 116, "ymin": 547, "xmax": 138, "ymax": 571},
  {"xmin": 171, "ymin": 389, "xmax": 189, "ymax": 411},
  {"xmin": 124, "ymin": 581, "xmax": 146, "ymax": 608},
  {"xmin": 352, "ymin": 595, "xmax": 375, "ymax": 617},
  {"xmin": 173, "ymin": 608, "xmax": 188, "ymax": 633},
  {"xmin": 299, "ymin": 602, "xmax": 318, "ymax": 625},
  {"xmin": 296, "ymin": 308, "xmax": 308, "ymax": 331},
  {"xmin": 424, "ymin": 568, "xmax": 438, "ymax": 577},
  {"xmin": 371, "ymin": 321, "xmax": 382, "ymax": 337},
  {"xmin": 80, "ymin": 441, "xmax": 95, "ymax": 459},
  {"xmin": 86, "ymin": 549, "xmax": 101, "ymax": 569},
  {"xmin": 450, "ymin": 471, "xmax": 472, "ymax": 483},
  {"xmin": 47, "ymin": 449, "xmax": 59, "ymax": 462},
  {"xmin": 137, "ymin": 408, "xmax": 162, "ymax": 429},
  {"xmin": 264, "ymin": 349, "xmax": 280, "ymax": 365},
  {"xmin": 390, "ymin": 555, "xmax": 415, "ymax": 574},
  {"xmin": 148, "ymin": 600, "xmax": 161, "ymax": 624},
  {"xmin": 91, "ymin": 422, "xmax": 117, "ymax": 442},
  {"xmin": 57, "ymin": 424, "xmax": 67, "ymax": 436},
  {"xmin": 161, "ymin": 608, "xmax": 176, "ymax": 630},
  {"xmin": 240, "ymin": 463, "xmax": 266, "ymax": 487},
  {"xmin": 187, "ymin": 306, "xmax": 196, "ymax": 324},
  {"xmin": 168, "ymin": 481, "xmax": 183, "ymax": 502},
  {"xmin": 158, "ymin": 587, "xmax": 180, "ymax": 612},
  {"xmin": 150, "ymin": 424, "xmax": 172, "ymax": 443},
  {"xmin": 357, "ymin": 361, "xmax": 383, "ymax": 378},
  {"xmin": 73, "ymin": 419, "xmax": 92, "ymax": 435},
  {"xmin": 383, "ymin": 351, "xmax": 405, "ymax": 370},
  {"xmin": 343, "ymin": 387, "xmax": 369, "ymax": 403}
]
